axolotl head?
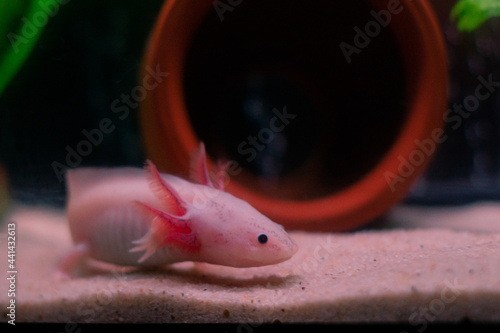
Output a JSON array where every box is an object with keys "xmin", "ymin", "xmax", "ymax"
[{"xmin": 191, "ymin": 190, "xmax": 298, "ymax": 268}]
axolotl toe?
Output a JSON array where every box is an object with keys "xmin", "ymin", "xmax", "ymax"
[{"xmin": 57, "ymin": 143, "xmax": 298, "ymax": 277}]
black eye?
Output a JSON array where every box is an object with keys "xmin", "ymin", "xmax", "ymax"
[{"xmin": 258, "ymin": 234, "xmax": 268, "ymax": 244}]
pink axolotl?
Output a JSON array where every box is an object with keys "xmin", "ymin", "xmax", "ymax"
[{"xmin": 57, "ymin": 143, "xmax": 298, "ymax": 277}]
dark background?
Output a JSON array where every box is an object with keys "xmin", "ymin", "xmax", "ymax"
[
  {"xmin": 0, "ymin": 0, "xmax": 164, "ymax": 204},
  {"xmin": 0, "ymin": 0, "xmax": 499, "ymax": 206}
]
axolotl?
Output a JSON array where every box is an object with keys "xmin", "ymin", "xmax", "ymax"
[{"xmin": 57, "ymin": 143, "xmax": 298, "ymax": 277}]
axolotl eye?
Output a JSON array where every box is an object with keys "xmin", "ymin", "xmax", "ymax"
[{"xmin": 257, "ymin": 234, "xmax": 268, "ymax": 244}]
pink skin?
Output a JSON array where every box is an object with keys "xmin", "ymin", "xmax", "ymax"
[{"xmin": 56, "ymin": 143, "xmax": 298, "ymax": 278}]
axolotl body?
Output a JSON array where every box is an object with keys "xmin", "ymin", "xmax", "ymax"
[{"xmin": 58, "ymin": 144, "xmax": 298, "ymax": 276}]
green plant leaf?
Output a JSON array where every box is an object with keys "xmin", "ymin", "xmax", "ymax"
[
  {"xmin": 0, "ymin": 1, "xmax": 58, "ymax": 96},
  {"xmin": 451, "ymin": 0, "xmax": 500, "ymax": 32}
]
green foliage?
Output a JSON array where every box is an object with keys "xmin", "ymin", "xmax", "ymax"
[
  {"xmin": 0, "ymin": 1, "xmax": 56, "ymax": 96},
  {"xmin": 451, "ymin": 0, "xmax": 500, "ymax": 31}
]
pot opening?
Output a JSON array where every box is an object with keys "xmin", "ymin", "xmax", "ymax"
[{"xmin": 183, "ymin": 0, "xmax": 408, "ymax": 200}]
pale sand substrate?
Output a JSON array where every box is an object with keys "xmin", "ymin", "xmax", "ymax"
[{"xmin": 1, "ymin": 204, "xmax": 499, "ymax": 323}]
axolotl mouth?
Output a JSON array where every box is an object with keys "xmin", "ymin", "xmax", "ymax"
[
  {"xmin": 229, "ymin": 255, "xmax": 294, "ymax": 268},
  {"xmin": 240, "ymin": 236, "xmax": 299, "ymax": 268}
]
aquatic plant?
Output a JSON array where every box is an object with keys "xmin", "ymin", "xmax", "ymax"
[
  {"xmin": 452, "ymin": 0, "xmax": 500, "ymax": 31},
  {"xmin": 0, "ymin": 1, "xmax": 57, "ymax": 96}
]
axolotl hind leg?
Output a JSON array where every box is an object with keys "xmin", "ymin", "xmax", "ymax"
[{"xmin": 54, "ymin": 242, "xmax": 90, "ymax": 280}]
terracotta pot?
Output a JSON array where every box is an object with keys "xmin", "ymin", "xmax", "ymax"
[{"xmin": 140, "ymin": 0, "xmax": 448, "ymax": 231}]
